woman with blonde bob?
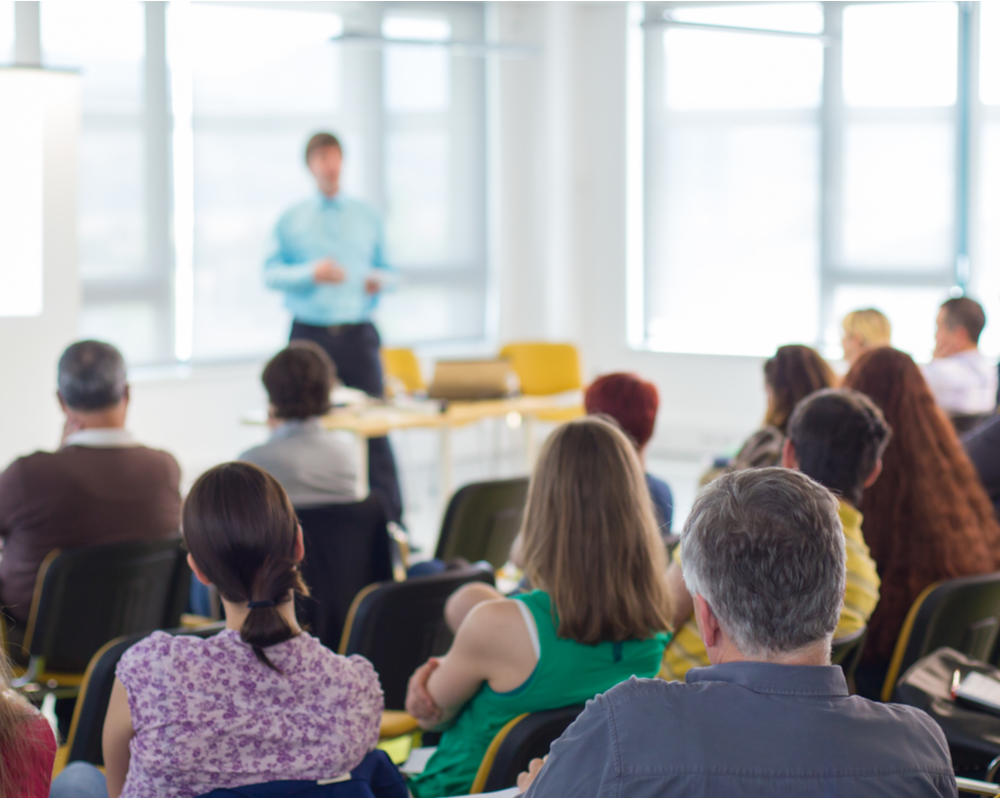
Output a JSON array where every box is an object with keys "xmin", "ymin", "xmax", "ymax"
[
  {"xmin": 405, "ymin": 416, "xmax": 673, "ymax": 797},
  {"xmin": 841, "ymin": 308, "xmax": 892, "ymax": 366}
]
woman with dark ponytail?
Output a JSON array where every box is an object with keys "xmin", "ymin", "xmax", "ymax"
[{"xmin": 97, "ymin": 462, "xmax": 383, "ymax": 797}]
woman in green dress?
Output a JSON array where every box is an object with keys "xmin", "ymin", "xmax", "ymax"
[{"xmin": 405, "ymin": 415, "xmax": 673, "ymax": 797}]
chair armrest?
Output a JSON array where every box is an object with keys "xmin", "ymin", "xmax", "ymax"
[{"xmin": 381, "ymin": 710, "xmax": 419, "ymax": 739}]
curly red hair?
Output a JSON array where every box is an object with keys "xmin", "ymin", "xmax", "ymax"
[
  {"xmin": 584, "ymin": 373, "xmax": 659, "ymax": 451},
  {"xmin": 842, "ymin": 347, "xmax": 1000, "ymax": 666}
]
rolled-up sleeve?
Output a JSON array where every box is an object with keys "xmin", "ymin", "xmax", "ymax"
[{"xmin": 263, "ymin": 218, "xmax": 316, "ymax": 291}]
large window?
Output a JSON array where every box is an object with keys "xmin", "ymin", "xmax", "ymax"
[
  {"xmin": 640, "ymin": 2, "xmax": 988, "ymax": 362},
  {"xmin": 37, "ymin": 1, "xmax": 488, "ymax": 366}
]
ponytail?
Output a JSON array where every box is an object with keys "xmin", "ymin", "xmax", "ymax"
[
  {"xmin": 241, "ymin": 556, "xmax": 308, "ymax": 671},
  {"xmin": 183, "ymin": 462, "xmax": 311, "ymax": 672}
]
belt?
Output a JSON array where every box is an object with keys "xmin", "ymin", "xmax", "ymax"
[{"xmin": 295, "ymin": 320, "xmax": 371, "ymax": 335}]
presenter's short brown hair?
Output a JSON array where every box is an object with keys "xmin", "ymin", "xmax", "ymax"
[{"xmin": 304, "ymin": 132, "xmax": 342, "ymax": 164}]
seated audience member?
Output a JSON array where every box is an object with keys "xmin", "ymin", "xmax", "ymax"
[
  {"xmin": 520, "ymin": 469, "xmax": 957, "ymax": 798},
  {"xmin": 0, "ymin": 340, "xmax": 180, "ymax": 640},
  {"xmin": 52, "ymin": 462, "xmax": 383, "ymax": 798},
  {"xmin": 662, "ymin": 387, "xmax": 889, "ymax": 681},
  {"xmin": 963, "ymin": 415, "xmax": 1000, "ymax": 522},
  {"xmin": 584, "ymin": 372, "xmax": 673, "ymax": 531},
  {"xmin": 705, "ymin": 344, "xmax": 836, "ymax": 482},
  {"xmin": 841, "ymin": 307, "xmax": 892, "ymax": 366},
  {"xmin": 404, "ymin": 417, "xmax": 672, "ymax": 798},
  {"xmin": 0, "ymin": 651, "xmax": 56, "ymax": 796},
  {"xmin": 240, "ymin": 341, "xmax": 363, "ymax": 507},
  {"xmin": 923, "ymin": 296, "xmax": 997, "ymax": 416},
  {"xmin": 843, "ymin": 347, "xmax": 1000, "ymax": 695}
]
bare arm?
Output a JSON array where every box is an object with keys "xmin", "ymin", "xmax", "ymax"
[
  {"xmin": 405, "ymin": 599, "xmax": 535, "ymax": 730},
  {"xmin": 102, "ymin": 678, "xmax": 135, "ymax": 797},
  {"xmin": 444, "ymin": 582, "xmax": 504, "ymax": 633},
  {"xmin": 665, "ymin": 562, "xmax": 694, "ymax": 631}
]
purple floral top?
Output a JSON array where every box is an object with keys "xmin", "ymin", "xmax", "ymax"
[{"xmin": 116, "ymin": 629, "xmax": 383, "ymax": 798}]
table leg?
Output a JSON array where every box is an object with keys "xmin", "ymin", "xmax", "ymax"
[
  {"xmin": 355, "ymin": 432, "xmax": 370, "ymax": 499},
  {"xmin": 439, "ymin": 424, "xmax": 454, "ymax": 505}
]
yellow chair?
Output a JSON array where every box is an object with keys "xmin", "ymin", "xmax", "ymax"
[
  {"xmin": 498, "ymin": 342, "xmax": 584, "ymax": 423},
  {"xmin": 381, "ymin": 348, "xmax": 426, "ymax": 396}
]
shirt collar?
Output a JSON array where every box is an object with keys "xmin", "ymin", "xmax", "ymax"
[
  {"xmin": 318, "ymin": 192, "xmax": 343, "ymax": 209},
  {"xmin": 686, "ymin": 661, "xmax": 849, "ymax": 697},
  {"xmin": 270, "ymin": 417, "xmax": 324, "ymax": 441},
  {"xmin": 62, "ymin": 428, "xmax": 140, "ymax": 449}
]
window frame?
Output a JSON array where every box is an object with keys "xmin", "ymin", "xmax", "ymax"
[
  {"xmin": 31, "ymin": 0, "xmax": 490, "ymax": 367},
  {"xmin": 636, "ymin": 0, "xmax": 981, "ymax": 359}
]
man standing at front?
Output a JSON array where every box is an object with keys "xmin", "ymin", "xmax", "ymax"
[{"xmin": 265, "ymin": 132, "xmax": 402, "ymax": 522}]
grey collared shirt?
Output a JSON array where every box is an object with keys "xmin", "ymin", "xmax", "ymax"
[
  {"xmin": 239, "ymin": 418, "xmax": 364, "ymax": 507},
  {"xmin": 525, "ymin": 662, "xmax": 957, "ymax": 797}
]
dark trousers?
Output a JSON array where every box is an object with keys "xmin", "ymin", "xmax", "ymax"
[{"xmin": 290, "ymin": 321, "xmax": 404, "ymax": 523}]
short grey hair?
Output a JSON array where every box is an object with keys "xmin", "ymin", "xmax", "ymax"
[
  {"xmin": 57, "ymin": 340, "xmax": 127, "ymax": 411},
  {"xmin": 681, "ymin": 467, "xmax": 845, "ymax": 659}
]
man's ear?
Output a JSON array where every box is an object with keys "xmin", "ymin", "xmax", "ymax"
[
  {"xmin": 294, "ymin": 524, "xmax": 305, "ymax": 563},
  {"xmin": 122, "ymin": 384, "xmax": 131, "ymax": 405},
  {"xmin": 692, "ymin": 594, "xmax": 722, "ymax": 650},
  {"xmin": 56, "ymin": 391, "xmax": 68, "ymax": 413},
  {"xmin": 781, "ymin": 438, "xmax": 798, "ymax": 470},
  {"xmin": 863, "ymin": 458, "xmax": 883, "ymax": 489},
  {"xmin": 187, "ymin": 553, "xmax": 213, "ymax": 587}
]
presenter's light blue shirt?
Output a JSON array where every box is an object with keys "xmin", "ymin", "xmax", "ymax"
[{"xmin": 264, "ymin": 194, "xmax": 392, "ymax": 326}]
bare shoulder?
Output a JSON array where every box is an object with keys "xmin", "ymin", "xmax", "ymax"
[{"xmin": 457, "ymin": 597, "xmax": 533, "ymax": 657}]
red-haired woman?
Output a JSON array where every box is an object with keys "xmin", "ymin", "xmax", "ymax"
[
  {"xmin": 585, "ymin": 372, "xmax": 673, "ymax": 531},
  {"xmin": 843, "ymin": 347, "xmax": 1000, "ymax": 694}
]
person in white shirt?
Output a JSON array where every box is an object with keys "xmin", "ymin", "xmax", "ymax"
[{"xmin": 922, "ymin": 296, "xmax": 997, "ymax": 416}]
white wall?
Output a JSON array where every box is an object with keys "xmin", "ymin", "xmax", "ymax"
[
  {"xmin": 492, "ymin": 2, "xmax": 766, "ymax": 459},
  {"xmin": 0, "ymin": 69, "xmax": 81, "ymax": 467}
]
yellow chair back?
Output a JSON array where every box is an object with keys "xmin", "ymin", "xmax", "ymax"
[
  {"xmin": 381, "ymin": 348, "xmax": 426, "ymax": 395},
  {"xmin": 499, "ymin": 342, "xmax": 582, "ymax": 396}
]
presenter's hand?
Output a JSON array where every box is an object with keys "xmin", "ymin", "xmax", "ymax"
[
  {"xmin": 364, "ymin": 275, "xmax": 382, "ymax": 295},
  {"xmin": 313, "ymin": 258, "xmax": 346, "ymax": 284}
]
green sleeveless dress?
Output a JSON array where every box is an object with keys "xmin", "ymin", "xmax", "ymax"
[{"xmin": 408, "ymin": 589, "xmax": 671, "ymax": 797}]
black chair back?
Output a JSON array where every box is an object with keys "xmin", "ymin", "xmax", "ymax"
[
  {"xmin": 295, "ymin": 497, "xmax": 395, "ymax": 651},
  {"xmin": 478, "ymin": 705, "xmax": 585, "ymax": 793},
  {"xmin": 830, "ymin": 626, "xmax": 866, "ymax": 692},
  {"xmin": 24, "ymin": 538, "xmax": 186, "ymax": 674},
  {"xmin": 339, "ymin": 565, "xmax": 495, "ymax": 708},
  {"xmin": 66, "ymin": 623, "xmax": 224, "ymax": 765},
  {"xmin": 882, "ymin": 571, "xmax": 1000, "ymax": 700},
  {"xmin": 434, "ymin": 478, "xmax": 529, "ymax": 569}
]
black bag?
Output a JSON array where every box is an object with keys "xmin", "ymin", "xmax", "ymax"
[{"xmin": 892, "ymin": 646, "xmax": 1000, "ymax": 781}]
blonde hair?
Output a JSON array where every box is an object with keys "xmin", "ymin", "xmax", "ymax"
[
  {"xmin": 842, "ymin": 308, "xmax": 891, "ymax": 349},
  {"xmin": 0, "ymin": 650, "xmax": 41, "ymax": 795},
  {"xmin": 519, "ymin": 416, "xmax": 672, "ymax": 644}
]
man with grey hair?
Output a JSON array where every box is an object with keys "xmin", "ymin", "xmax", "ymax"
[
  {"xmin": 520, "ymin": 468, "xmax": 956, "ymax": 797},
  {"xmin": 0, "ymin": 340, "xmax": 181, "ymax": 644}
]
